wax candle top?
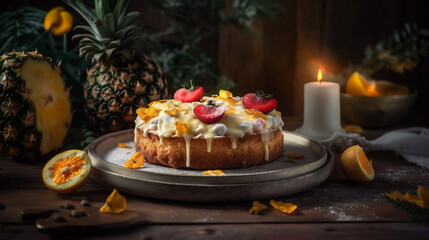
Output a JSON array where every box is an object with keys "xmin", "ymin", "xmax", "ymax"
[{"xmin": 307, "ymin": 81, "xmax": 338, "ymax": 86}]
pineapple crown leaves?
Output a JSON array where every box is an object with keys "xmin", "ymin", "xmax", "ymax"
[{"xmin": 63, "ymin": 0, "xmax": 142, "ymax": 64}]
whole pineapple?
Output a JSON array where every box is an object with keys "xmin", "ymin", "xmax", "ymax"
[
  {"xmin": 65, "ymin": 0, "xmax": 168, "ymax": 136},
  {"xmin": 0, "ymin": 50, "xmax": 73, "ymax": 160}
]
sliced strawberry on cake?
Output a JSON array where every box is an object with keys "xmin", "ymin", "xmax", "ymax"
[
  {"xmin": 193, "ymin": 100, "xmax": 226, "ymax": 124},
  {"xmin": 242, "ymin": 91, "xmax": 277, "ymax": 113},
  {"xmin": 174, "ymin": 81, "xmax": 204, "ymax": 103}
]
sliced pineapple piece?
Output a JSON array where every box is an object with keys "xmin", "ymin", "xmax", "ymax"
[{"xmin": 20, "ymin": 58, "xmax": 72, "ymax": 155}]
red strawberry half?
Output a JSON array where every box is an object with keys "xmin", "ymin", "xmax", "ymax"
[
  {"xmin": 193, "ymin": 101, "xmax": 226, "ymax": 124},
  {"xmin": 242, "ymin": 91, "xmax": 277, "ymax": 113},
  {"xmin": 174, "ymin": 81, "xmax": 204, "ymax": 103}
]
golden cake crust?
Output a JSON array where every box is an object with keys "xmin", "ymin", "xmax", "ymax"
[{"xmin": 135, "ymin": 129, "xmax": 284, "ymax": 169}]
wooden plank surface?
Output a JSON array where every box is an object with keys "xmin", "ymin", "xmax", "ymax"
[
  {"xmin": 1, "ymin": 116, "xmax": 429, "ymax": 239},
  {"xmin": 0, "ymin": 152, "xmax": 424, "ymax": 224},
  {"xmin": 1, "ymin": 222, "xmax": 428, "ymax": 240}
]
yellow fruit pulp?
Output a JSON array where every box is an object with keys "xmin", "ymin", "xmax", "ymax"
[
  {"xmin": 42, "ymin": 150, "xmax": 91, "ymax": 194},
  {"xmin": 269, "ymin": 199, "xmax": 298, "ymax": 214},
  {"xmin": 344, "ymin": 125, "xmax": 363, "ymax": 133},
  {"xmin": 49, "ymin": 155, "xmax": 86, "ymax": 184},
  {"xmin": 358, "ymin": 148, "xmax": 374, "ymax": 175},
  {"xmin": 249, "ymin": 201, "xmax": 268, "ymax": 214},
  {"xmin": 417, "ymin": 186, "xmax": 429, "ymax": 209},
  {"xmin": 20, "ymin": 58, "xmax": 72, "ymax": 155},
  {"xmin": 203, "ymin": 170, "xmax": 225, "ymax": 175},
  {"xmin": 100, "ymin": 189, "xmax": 126, "ymax": 214},
  {"xmin": 123, "ymin": 152, "xmax": 145, "ymax": 169},
  {"xmin": 346, "ymin": 72, "xmax": 380, "ymax": 96}
]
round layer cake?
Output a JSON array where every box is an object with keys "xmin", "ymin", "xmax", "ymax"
[{"xmin": 134, "ymin": 92, "xmax": 284, "ymax": 169}]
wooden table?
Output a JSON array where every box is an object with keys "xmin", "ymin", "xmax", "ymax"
[{"xmin": 1, "ymin": 116, "xmax": 429, "ymax": 239}]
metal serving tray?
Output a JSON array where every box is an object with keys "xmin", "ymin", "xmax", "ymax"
[{"xmin": 87, "ymin": 130, "xmax": 334, "ymax": 202}]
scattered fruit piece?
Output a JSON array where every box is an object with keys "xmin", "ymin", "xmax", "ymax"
[
  {"xmin": 385, "ymin": 191, "xmax": 405, "ymax": 201},
  {"xmin": 193, "ymin": 102, "xmax": 226, "ymax": 124},
  {"xmin": 174, "ymin": 81, "xmax": 204, "ymax": 102},
  {"xmin": 165, "ymin": 108, "xmax": 180, "ymax": 117},
  {"xmin": 385, "ymin": 186, "xmax": 429, "ymax": 210},
  {"xmin": 203, "ymin": 170, "xmax": 225, "ymax": 175},
  {"xmin": 175, "ymin": 121, "xmax": 190, "ymax": 136},
  {"xmin": 417, "ymin": 186, "xmax": 429, "ymax": 209},
  {"xmin": 242, "ymin": 91, "xmax": 277, "ymax": 113},
  {"xmin": 245, "ymin": 109, "xmax": 268, "ymax": 120},
  {"xmin": 123, "ymin": 152, "xmax": 145, "ymax": 169},
  {"xmin": 269, "ymin": 199, "xmax": 297, "ymax": 214},
  {"xmin": 218, "ymin": 90, "xmax": 238, "ymax": 104},
  {"xmin": 340, "ymin": 145, "xmax": 374, "ymax": 182},
  {"xmin": 117, "ymin": 142, "xmax": 132, "ymax": 149},
  {"xmin": 288, "ymin": 151, "xmax": 304, "ymax": 159},
  {"xmin": 136, "ymin": 106, "xmax": 160, "ymax": 122},
  {"xmin": 219, "ymin": 90, "xmax": 233, "ymax": 98},
  {"xmin": 42, "ymin": 150, "xmax": 91, "ymax": 194},
  {"xmin": 344, "ymin": 125, "xmax": 363, "ymax": 133},
  {"xmin": 345, "ymin": 72, "xmax": 380, "ymax": 96},
  {"xmin": 100, "ymin": 189, "xmax": 126, "ymax": 214},
  {"xmin": 249, "ymin": 201, "xmax": 268, "ymax": 214}
]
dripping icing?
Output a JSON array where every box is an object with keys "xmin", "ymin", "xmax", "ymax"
[
  {"xmin": 264, "ymin": 143, "xmax": 269, "ymax": 161},
  {"xmin": 184, "ymin": 136, "xmax": 192, "ymax": 167},
  {"xmin": 206, "ymin": 137, "xmax": 213, "ymax": 152},
  {"xmin": 230, "ymin": 136, "xmax": 237, "ymax": 149}
]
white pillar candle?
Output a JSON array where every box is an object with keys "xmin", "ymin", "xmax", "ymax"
[{"xmin": 296, "ymin": 72, "xmax": 344, "ymax": 141}]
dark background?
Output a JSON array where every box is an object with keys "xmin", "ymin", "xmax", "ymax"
[{"xmin": 2, "ymin": 0, "xmax": 429, "ymax": 118}]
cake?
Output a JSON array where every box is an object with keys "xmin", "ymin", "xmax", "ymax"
[{"xmin": 134, "ymin": 90, "xmax": 284, "ymax": 169}]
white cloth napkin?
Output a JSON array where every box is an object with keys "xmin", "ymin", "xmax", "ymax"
[{"xmin": 322, "ymin": 127, "xmax": 429, "ymax": 169}]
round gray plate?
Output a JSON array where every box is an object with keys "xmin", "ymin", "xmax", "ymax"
[{"xmin": 87, "ymin": 130, "xmax": 334, "ymax": 202}]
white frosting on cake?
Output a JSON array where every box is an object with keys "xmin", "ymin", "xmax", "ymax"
[{"xmin": 134, "ymin": 92, "xmax": 284, "ymax": 167}]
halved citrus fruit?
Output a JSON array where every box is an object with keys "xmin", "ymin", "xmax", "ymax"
[
  {"xmin": 42, "ymin": 149, "xmax": 92, "ymax": 194},
  {"xmin": 345, "ymin": 72, "xmax": 380, "ymax": 96},
  {"xmin": 340, "ymin": 145, "xmax": 374, "ymax": 182}
]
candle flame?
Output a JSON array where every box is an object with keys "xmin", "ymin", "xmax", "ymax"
[{"xmin": 317, "ymin": 69, "xmax": 323, "ymax": 83}]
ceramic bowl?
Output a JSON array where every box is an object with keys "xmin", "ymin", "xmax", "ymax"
[{"xmin": 341, "ymin": 81, "xmax": 417, "ymax": 128}]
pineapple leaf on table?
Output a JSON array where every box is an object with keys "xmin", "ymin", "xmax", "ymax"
[{"xmin": 64, "ymin": 0, "xmax": 168, "ymax": 136}]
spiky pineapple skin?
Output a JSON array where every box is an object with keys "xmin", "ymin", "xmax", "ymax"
[
  {"xmin": 84, "ymin": 55, "xmax": 168, "ymax": 135},
  {"xmin": 0, "ymin": 51, "xmax": 72, "ymax": 160}
]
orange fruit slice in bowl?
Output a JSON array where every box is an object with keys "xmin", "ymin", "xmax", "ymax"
[
  {"xmin": 340, "ymin": 145, "xmax": 374, "ymax": 182},
  {"xmin": 42, "ymin": 149, "xmax": 92, "ymax": 194},
  {"xmin": 345, "ymin": 72, "xmax": 380, "ymax": 96}
]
